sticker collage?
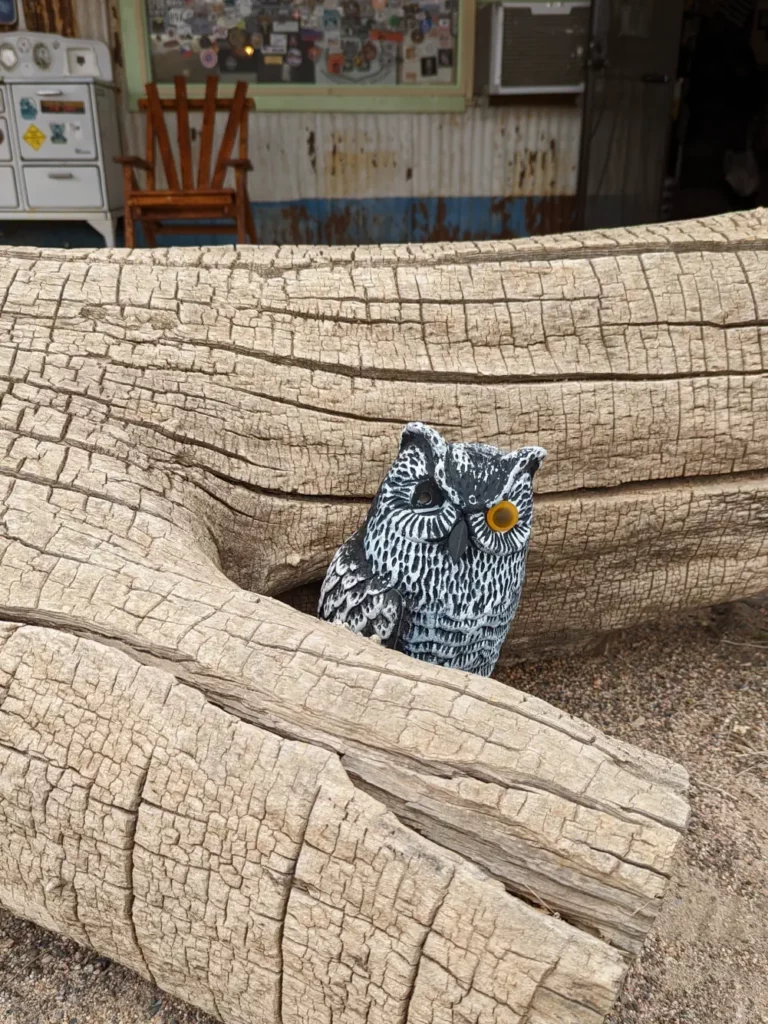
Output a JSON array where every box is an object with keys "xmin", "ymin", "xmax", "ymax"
[
  {"xmin": 147, "ymin": 0, "xmax": 459, "ymax": 87},
  {"xmin": 18, "ymin": 95, "xmax": 89, "ymax": 152}
]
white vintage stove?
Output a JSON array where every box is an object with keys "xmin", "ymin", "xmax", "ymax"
[{"xmin": 0, "ymin": 32, "xmax": 122, "ymax": 247}]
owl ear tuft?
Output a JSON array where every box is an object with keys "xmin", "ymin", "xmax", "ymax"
[
  {"xmin": 399, "ymin": 422, "xmax": 447, "ymax": 457},
  {"xmin": 503, "ymin": 445, "xmax": 547, "ymax": 478},
  {"xmin": 516, "ymin": 445, "xmax": 547, "ymax": 476}
]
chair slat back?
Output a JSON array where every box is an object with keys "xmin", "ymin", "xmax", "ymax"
[
  {"xmin": 144, "ymin": 97, "xmax": 155, "ymax": 190},
  {"xmin": 174, "ymin": 77, "xmax": 194, "ymax": 190},
  {"xmin": 211, "ymin": 82, "xmax": 248, "ymax": 189},
  {"xmin": 144, "ymin": 83, "xmax": 180, "ymax": 191},
  {"xmin": 196, "ymin": 76, "xmax": 219, "ymax": 189},
  {"xmin": 139, "ymin": 77, "xmax": 253, "ymax": 193}
]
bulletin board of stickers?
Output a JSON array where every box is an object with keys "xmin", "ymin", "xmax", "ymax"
[{"xmin": 146, "ymin": 0, "xmax": 459, "ymax": 86}]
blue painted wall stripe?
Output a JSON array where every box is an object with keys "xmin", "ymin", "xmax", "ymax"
[{"xmin": 0, "ymin": 195, "xmax": 578, "ymax": 248}]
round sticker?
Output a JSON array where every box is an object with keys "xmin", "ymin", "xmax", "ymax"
[
  {"xmin": 307, "ymin": 45, "xmax": 321, "ymax": 62},
  {"xmin": 200, "ymin": 48, "xmax": 218, "ymax": 68},
  {"xmin": 411, "ymin": 28, "xmax": 423, "ymax": 43},
  {"xmin": 229, "ymin": 27, "xmax": 247, "ymax": 48},
  {"xmin": 285, "ymin": 47, "xmax": 303, "ymax": 66}
]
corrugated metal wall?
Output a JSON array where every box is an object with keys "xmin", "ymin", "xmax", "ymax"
[
  {"xmin": 118, "ymin": 105, "xmax": 580, "ymax": 201},
  {"xmin": 140, "ymin": 105, "xmax": 582, "ymax": 242},
  {"xmin": 69, "ymin": 0, "xmax": 584, "ymax": 244}
]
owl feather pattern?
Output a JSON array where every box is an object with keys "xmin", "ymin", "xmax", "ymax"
[{"xmin": 319, "ymin": 423, "xmax": 546, "ymax": 677}]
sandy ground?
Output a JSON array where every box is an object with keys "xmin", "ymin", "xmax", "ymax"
[{"xmin": 0, "ymin": 599, "xmax": 766, "ymax": 1024}]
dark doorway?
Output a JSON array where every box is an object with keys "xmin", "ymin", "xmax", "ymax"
[
  {"xmin": 578, "ymin": 0, "xmax": 686, "ymax": 229},
  {"xmin": 667, "ymin": 1, "xmax": 767, "ymax": 221}
]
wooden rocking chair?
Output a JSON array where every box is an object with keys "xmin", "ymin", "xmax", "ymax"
[{"xmin": 116, "ymin": 76, "xmax": 256, "ymax": 248}]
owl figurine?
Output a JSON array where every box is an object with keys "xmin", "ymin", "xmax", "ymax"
[{"xmin": 318, "ymin": 422, "xmax": 546, "ymax": 677}]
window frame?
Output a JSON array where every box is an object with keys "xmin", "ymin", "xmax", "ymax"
[{"xmin": 119, "ymin": 0, "xmax": 476, "ymax": 113}]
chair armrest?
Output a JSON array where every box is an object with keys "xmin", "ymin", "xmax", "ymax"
[
  {"xmin": 114, "ymin": 156, "xmax": 153, "ymax": 171},
  {"xmin": 224, "ymin": 159, "xmax": 253, "ymax": 171}
]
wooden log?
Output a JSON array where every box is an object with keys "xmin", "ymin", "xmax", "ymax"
[
  {"xmin": 4, "ymin": 209, "xmax": 765, "ymax": 1021},
  {"xmin": 0, "ymin": 624, "xmax": 634, "ymax": 1024},
  {"xmin": 1, "ymin": 210, "xmax": 765, "ymax": 649}
]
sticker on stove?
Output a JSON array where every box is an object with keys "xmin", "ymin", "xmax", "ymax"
[
  {"xmin": 200, "ymin": 47, "xmax": 218, "ymax": 69},
  {"xmin": 41, "ymin": 100, "xmax": 86, "ymax": 114},
  {"xmin": 23, "ymin": 124, "xmax": 46, "ymax": 150},
  {"xmin": 50, "ymin": 123, "xmax": 67, "ymax": 144},
  {"xmin": 19, "ymin": 97, "xmax": 37, "ymax": 120}
]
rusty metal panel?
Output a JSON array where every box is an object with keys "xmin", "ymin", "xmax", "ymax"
[
  {"xmin": 234, "ymin": 105, "xmax": 582, "ymax": 203},
  {"xmin": 118, "ymin": 102, "xmax": 581, "ymax": 203},
  {"xmin": 410, "ymin": 105, "xmax": 581, "ymax": 198}
]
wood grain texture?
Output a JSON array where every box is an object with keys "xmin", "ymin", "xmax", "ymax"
[
  {"xmin": 0, "ymin": 209, "xmax": 766, "ymax": 638},
  {"xmin": 0, "ymin": 624, "xmax": 630, "ymax": 1024},
  {"xmin": 5, "ymin": 209, "xmax": 765, "ymax": 1021}
]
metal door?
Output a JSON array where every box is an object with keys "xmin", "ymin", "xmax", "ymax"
[{"xmin": 578, "ymin": 0, "xmax": 685, "ymax": 228}]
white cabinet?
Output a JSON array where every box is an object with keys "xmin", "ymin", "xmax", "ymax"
[
  {"xmin": 0, "ymin": 167, "xmax": 18, "ymax": 209},
  {"xmin": 0, "ymin": 33, "xmax": 121, "ymax": 246},
  {"xmin": 24, "ymin": 165, "xmax": 103, "ymax": 209}
]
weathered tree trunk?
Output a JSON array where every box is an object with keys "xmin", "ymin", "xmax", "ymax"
[{"xmin": 5, "ymin": 208, "xmax": 767, "ymax": 1022}]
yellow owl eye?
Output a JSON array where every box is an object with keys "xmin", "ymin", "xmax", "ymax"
[{"xmin": 486, "ymin": 500, "xmax": 519, "ymax": 533}]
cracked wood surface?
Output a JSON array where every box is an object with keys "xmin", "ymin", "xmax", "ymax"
[
  {"xmin": 0, "ymin": 624, "xmax": 629, "ymax": 1024},
  {"xmin": 6, "ymin": 210, "xmax": 765, "ymax": 1021},
  {"xmin": 1, "ymin": 211, "xmax": 766, "ymax": 643}
]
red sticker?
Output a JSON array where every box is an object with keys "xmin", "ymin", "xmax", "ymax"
[
  {"xmin": 200, "ymin": 48, "xmax": 218, "ymax": 69},
  {"xmin": 370, "ymin": 29, "xmax": 403, "ymax": 42}
]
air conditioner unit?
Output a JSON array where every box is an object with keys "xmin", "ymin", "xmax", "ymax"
[{"xmin": 483, "ymin": 2, "xmax": 591, "ymax": 96}]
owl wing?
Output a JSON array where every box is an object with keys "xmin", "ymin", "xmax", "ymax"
[{"xmin": 318, "ymin": 529, "xmax": 405, "ymax": 647}]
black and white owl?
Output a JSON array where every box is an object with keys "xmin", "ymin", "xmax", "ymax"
[{"xmin": 318, "ymin": 422, "xmax": 546, "ymax": 677}]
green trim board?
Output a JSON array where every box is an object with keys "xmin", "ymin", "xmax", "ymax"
[
  {"xmin": 118, "ymin": 0, "xmax": 471, "ymax": 113},
  {"xmin": 151, "ymin": 88, "xmax": 467, "ymax": 113}
]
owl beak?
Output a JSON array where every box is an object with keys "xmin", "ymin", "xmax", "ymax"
[{"xmin": 446, "ymin": 517, "xmax": 470, "ymax": 563}]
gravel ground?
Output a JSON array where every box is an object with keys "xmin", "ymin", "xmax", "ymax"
[{"xmin": 0, "ymin": 599, "xmax": 766, "ymax": 1024}]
